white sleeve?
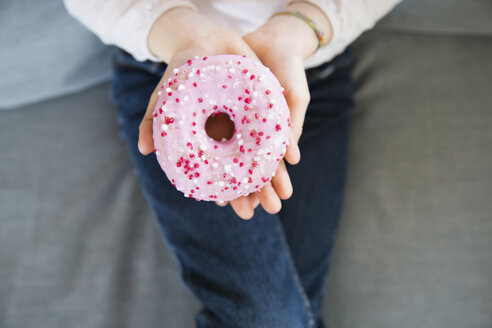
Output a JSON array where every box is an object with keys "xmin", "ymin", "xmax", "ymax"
[
  {"xmin": 64, "ymin": 0, "xmax": 197, "ymax": 62},
  {"xmin": 289, "ymin": 0, "xmax": 402, "ymax": 61}
]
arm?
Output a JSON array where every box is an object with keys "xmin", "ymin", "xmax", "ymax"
[
  {"xmin": 63, "ymin": 0, "xmax": 197, "ymax": 62},
  {"xmin": 231, "ymin": 0, "xmax": 402, "ymax": 218}
]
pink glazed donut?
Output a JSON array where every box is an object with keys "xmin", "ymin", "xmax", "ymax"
[{"xmin": 152, "ymin": 55, "xmax": 291, "ymax": 202}]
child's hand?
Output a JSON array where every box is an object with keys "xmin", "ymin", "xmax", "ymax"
[
  {"xmin": 138, "ymin": 7, "xmax": 267, "ymax": 218},
  {"xmin": 230, "ymin": 2, "xmax": 333, "ymax": 219}
]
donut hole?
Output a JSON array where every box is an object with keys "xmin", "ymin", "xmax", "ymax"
[{"xmin": 205, "ymin": 112, "xmax": 235, "ymax": 142}]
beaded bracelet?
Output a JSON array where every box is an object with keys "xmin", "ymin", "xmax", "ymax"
[{"xmin": 270, "ymin": 10, "xmax": 326, "ymax": 50}]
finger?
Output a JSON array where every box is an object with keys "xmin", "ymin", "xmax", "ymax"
[
  {"xmin": 257, "ymin": 181, "xmax": 282, "ymax": 214},
  {"xmin": 138, "ymin": 85, "xmax": 161, "ymax": 155},
  {"xmin": 284, "ymin": 133, "xmax": 301, "ymax": 165},
  {"xmin": 230, "ymin": 196, "xmax": 255, "ymax": 220},
  {"xmin": 282, "ymin": 65, "xmax": 310, "ymax": 143},
  {"xmin": 248, "ymin": 193, "xmax": 260, "ymax": 209},
  {"xmin": 271, "ymin": 160, "xmax": 293, "ymax": 200},
  {"xmin": 262, "ymin": 56, "xmax": 309, "ymax": 164}
]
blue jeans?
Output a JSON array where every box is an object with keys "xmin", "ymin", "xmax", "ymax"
[{"xmin": 111, "ymin": 50, "xmax": 354, "ymax": 328}]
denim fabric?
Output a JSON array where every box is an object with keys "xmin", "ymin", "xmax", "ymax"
[{"xmin": 110, "ymin": 49, "xmax": 354, "ymax": 328}]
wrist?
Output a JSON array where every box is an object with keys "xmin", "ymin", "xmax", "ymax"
[
  {"xmin": 258, "ymin": 2, "xmax": 333, "ymax": 59},
  {"xmin": 148, "ymin": 6, "xmax": 224, "ymax": 62}
]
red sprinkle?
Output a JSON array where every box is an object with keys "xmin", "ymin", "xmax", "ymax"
[
  {"xmin": 242, "ymin": 69, "xmax": 248, "ymax": 74},
  {"xmin": 198, "ymin": 98, "xmax": 203, "ymax": 103},
  {"xmin": 265, "ymin": 90, "xmax": 271, "ymax": 95},
  {"xmin": 203, "ymin": 56, "xmax": 208, "ymax": 60},
  {"xmin": 233, "ymin": 158, "xmax": 239, "ymax": 163},
  {"xmin": 250, "ymin": 74, "xmax": 255, "ymax": 80},
  {"xmin": 187, "ymin": 59, "xmax": 192, "ymax": 66},
  {"xmin": 244, "ymin": 98, "xmax": 251, "ymax": 104},
  {"xmin": 193, "ymin": 82, "xmax": 197, "ymax": 87},
  {"xmin": 276, "ymin": 124, "xmax": 282, "ymax": 131}
]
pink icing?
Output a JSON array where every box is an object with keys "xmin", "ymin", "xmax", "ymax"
[{"xmin": 152, "ymin": 55, "xmax": 291, "ymax": 202}]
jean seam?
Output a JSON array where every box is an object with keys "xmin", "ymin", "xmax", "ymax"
[{"xmin": 274, "ymin": 216, "xmax": 316, "ymax": 328}]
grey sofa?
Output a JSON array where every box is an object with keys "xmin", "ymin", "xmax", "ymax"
[{"xmin": 1, "ymin": 0, "xmax": 491, "ymax": 327}]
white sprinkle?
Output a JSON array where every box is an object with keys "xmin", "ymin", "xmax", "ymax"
[
  {"xmin": 199, "ymin": 144, "xmax": 208, "ymax": 151},
  {"xmin": 237, "ymin": 133, "xmax": 242, "ymax": 139},
  {"xmin": 183, "ymin": 95, "xmax": 189, "ymax": 102},
  {"xmin": 193, "ymin": 178, "xmax": 198, "ymax": 184},
  {"xmin": 201, "ymin": 155, "xmax": 206, "ymax": 160},
  {"xmin": 184, "ymin": 194, "xmax": 189, "ymax": 198},
  {"xmin": 194, "ymin": 55, "xmax": 200, "ymax": 59},
  {"xmin": 188, "ymin": 72, "xmax": 194, "ymax": 78},
  {"xmin": 242, "ymin": 178, "xmax": 248, "ymax": 184},
  {"xmin": 167, "ymin": 77, "xmax": 172, "ymax": 82},
  {"xmin": 204, "ymin": 93, "xmax": 209, "ymax": 98},
  {"xmin": 178, "ymin": 84, "xmax": 185, "ymax": 91},
  {"xmin": 224, "ymin": 165, "xmax": 231, "ymax": 172},
  {"xmin": 270, "ymin": 99, "xmax": 276, "ymax": 104},
  {"xmin": 157, "ymin": 91, "xmax": 162, "ymax": 96},
  {"xmin": 238, "ymin": 139, "xmax": 244, "ymax": 145},
  {"xmin": 212, "ymin": 163, "xmax": 219, "ymax": 169},
  {"xmin": 161, "ymin": 124, "xmax": 168, "ymax": 131},
  {"xmin": 229, "ymin": 68, "xmax": 235, "ymax": 74},
  {"xmin": 257, "ymin": 149, "xmax": 265, "ymax": 155},
  {"xmin": 161, "ymin": 106, "xmax": 167, "ymax": 111},
  {"xmin": 220, "ymin": 137, "xmax": 227, "ymax": 142},
  {"xmin": 218, "ymin": 181, "xmax": 225, "ymax": 187},
  {"xmin": 167, "ymin": 155, "xmax": 172, "ymax": 160},
  {"xmin": 258, "ymin": 74, "xmax": 265, "ymax": 81},
  {"xmin": 165, "ymin": 87, "xmax": 172, "ymax": 93},
  {"xmin": 173, "ymin": 68, "xmax": 180, "ymax": 74},
  {"xmin": 252, "ymin": 91, "xmax": 258, "ymax": 98},
  {"xmin": 209, "ymin": 99, "xmax": 217, "ymax": 105},
  {"xmin": 254, "ymin": 156, "xmax": 261, "ymax": 161},
  {"xmin": 155, "ymin": 151, "xmax": 160, "ymax": 155},
  {"xmin": 281, "ymin": 87, "xmax": 285, "ymax": 92},
  {"xmin": 218, "ymin": 200, "xmax": 225, "ymax": 204}
]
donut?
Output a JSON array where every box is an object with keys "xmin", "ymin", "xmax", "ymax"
[{"xmin": 152, "ymin": 54, "xmax": 291, "ymax": 202}]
